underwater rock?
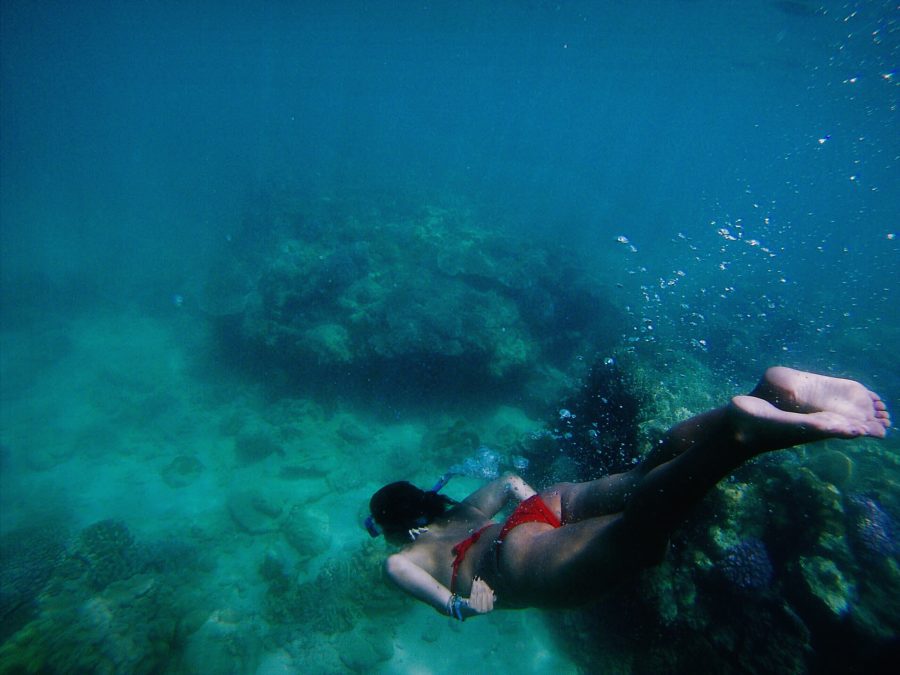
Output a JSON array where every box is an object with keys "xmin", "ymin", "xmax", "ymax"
[
  {"xmin": 259, "ymin": 550, "xmax": 291, "ymax": 589},
  {"xmin": 547, "ymin": 454, "xmax": 581, "ymax": 485},
  {"xmin": 160, "ymin": 454, "xmax": 203, "ymax": 488},
  {"xmin": 422, "ymin": 419, "xmax": 480, "ymax": 465},
  {"xmin": 718, "ymin": 537, "xmax": 775, "ymax": 592},
  {"xmin": 337, "ymin": 418, "xmax": 370, "ymax": 444},
  {"xmin": 798, "ymin": 555, "xmax": 854, "ymax": 617},
  {"xmin": 764, "ymin": 466, "xmax": 847, "ymax": 555},
  {"xmin": 435, "ymin": 240, "xmax": 495, "ymax": 279},
  {"xmin": 706, "ymin": 481, "xmax": 767, "ymax": 555},
  {"xmin": 255, "ymin": 649, "xmax": 297, "ymax": 674},
  {"xmin": 234, "ymin": 425, "xmax": 283, "ymax": 464},
  {"xmin": 227, "ymin": 491, "xmax": 281, "ymax": 534},
  {"xmin": 334, "ymin": 628, "xmax": 394, "ymax": 673},
  {"xmin": 806, "ymin": 449, "xmax": 854, "ymax": 488},
  {"xmin": 489, "ymin": 330, "xmax": 535, "ymax": 377},
  {"xmin": 280, "ymin": 506, "xmax": 330, "ymax": 561},
  {"xmin": 846, "ymin": 494, "xmax": 896, "ymax": 559},
  {"xmin": 301, "ymin": 323, "xmax": 353, "ymax": 364},
  {"xmin": 181, "ymin": 607, "xmax": 263, "ymax": 675},
  {"xmin": 483, "ymin": 405, "xmax": 541, "ymax": 448},
  {"xmin": 212, "ymin": 191, "xmax": 633, "ymax": 413},
  {"xmin": 638, "ymin": 562, "xmax": 681, "ymax": 625}
]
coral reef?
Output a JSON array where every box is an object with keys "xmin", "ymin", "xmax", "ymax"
[
  {"xmin": 76, "ymin": 519, "xmax": 142, "ymax": 591},
  {"xmin": 798, "ymin": 555, "xmax": 854, "ymax": 617},
  {"xmin": 0, "ymin": 574, "xmax": 184, "ymax": 674},
  {"xmin": 552, "ymin": 358, "xmax": 645, "ymax": 477},
  {"xmin": 718, "ymin": 537, "xmax": 775, "ymax": 592},
  {"xmin": 512, "ymin": 354, "xmax": 648, "ymax": 486},
  {"xmin": 537, "ymin": 355, "xmax": 900, "ymax": 673},
  {"xmin": 846, "ymin": 494, "xmax": 896, "ymax": 559},
  {"xmin": 204, "ymin": 190, "xmax": 624, "ymax": 406},
  {"xmin": 263, "ymin": 540, "xmax": 407, "ymax": 636},
  {"xmin": 0, "ymin": 520, "xmax": 207, "ymax": 673},
  {"xmin": 0, "ymin": 523, "xmax": 67, "ymax": 641}
]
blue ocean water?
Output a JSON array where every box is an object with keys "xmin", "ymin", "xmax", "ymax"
[{"xmin": 1, "ymin": 1, "xmax": 897, "ymax": 673}]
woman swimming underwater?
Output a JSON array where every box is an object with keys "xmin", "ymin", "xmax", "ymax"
[{"xmin": 365, "ymin": 367, "xmax": 891, "ymax": 620}]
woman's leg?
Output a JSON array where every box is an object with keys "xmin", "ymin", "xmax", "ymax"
[
  {"xmin": 554, "ymin": 367, "xmax": 890, "ymax": 523},
  {"xmin": 499, "ymin": 368, "xmax": 890, "ymax": 606},
  {"xmin": 553, "ymin": 412, "xmax": 711, "ymax": 523}
]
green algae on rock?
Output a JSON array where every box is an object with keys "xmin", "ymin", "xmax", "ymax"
[{"xmin": 798, "ymin": 555, "xmax": 855, "ymax": 616}]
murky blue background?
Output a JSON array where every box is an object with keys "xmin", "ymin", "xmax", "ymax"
[{"xmin": 4, "ymin": 3, "xmax": 896, "ymax": 352}]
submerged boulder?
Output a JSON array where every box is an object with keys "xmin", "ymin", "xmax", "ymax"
[
  {"xmin": 161, "ymin": 455, "xmax": 203, "ymax": 488},
  {"xmin": 281, "ymin": 506, "xmax": 330, "ymax": 562},
  {"xmin": 227, "ymin": 491, "xmax": 281, "ymax": 534},
  {"xmin": 210, "ymin": 191, "xmax": 624, "ymax": 405}
]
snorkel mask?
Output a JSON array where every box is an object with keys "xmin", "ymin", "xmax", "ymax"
[{"xmin": 364, "ymin": 514, "xmax": 383, "ymax": 538}]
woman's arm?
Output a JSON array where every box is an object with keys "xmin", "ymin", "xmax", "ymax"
[
  {"xmin": 461, "ymin": 473, "xmax": 536, "ymax": 518},
  {"xmin": 384, "ymin": 554, "xmax": 494, "ymax": 619}
]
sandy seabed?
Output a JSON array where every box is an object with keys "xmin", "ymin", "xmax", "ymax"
[{"xmin": 0, "ymin": 310, "xmax": 581, "ymax": 673}]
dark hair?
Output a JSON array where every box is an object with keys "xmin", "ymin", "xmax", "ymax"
[{"xmin": 369, "ymin": 481, "xmax": 456, "ymax": 536}]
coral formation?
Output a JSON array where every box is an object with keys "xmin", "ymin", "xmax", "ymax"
[
  {"xmin": 76, "ymin": 519, "xmax": 142, "ymax": 591},
  {"xmin": 515, "ymin": 354, "xmax": 647, "ymax": 484},
  {"xmin": 263, "ymin": 540, "xmax": 407, "ymax": 637},
  {"xmin": 0, "ymin": 521, "xmax": 206, "ymax": 673},
  {"xmin": 203, "ymin": 191, "xmax": 623, "ymax": 405},
  {"xmin": 538, "ymin": 355, "xmax": 900, "ymax": 673},
  {"xmin": 798, "ymin": 555, "xmax": 854, "ymax": 617},
  {"xmin": 0, "ymin": 523, "xmax": 67, "ymax": 641},
  {"xmin": 846, "ymin": 494, "xmax": 896, "ymax": 559},
  {"xmin": 718, "ymin": 537, "xmax": 774, "ymax": 592}
]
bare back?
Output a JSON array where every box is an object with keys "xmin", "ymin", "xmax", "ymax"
[{"xmin": 400, "ymin": 503, "xmax": 497, "ymax": 596}]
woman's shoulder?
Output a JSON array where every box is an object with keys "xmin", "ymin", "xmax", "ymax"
[
  {"xmin": 431, "ymin": 504, "xmax": 494, "ymax": 538},
  {"xmin": 445, "ymin": 501, "xmax": 490, "ymax": 521}
]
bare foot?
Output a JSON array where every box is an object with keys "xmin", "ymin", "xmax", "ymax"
[
  {"xmin": 732, "ymin": 395, "xmax": 882, "ymax": 453},
  {"xmin": 730, "ymin": 368, "xmax": 890, "ymax": 453},
  {"xmin": 750, "ymin": 367, "xmax": 890, "ymax": 434}
]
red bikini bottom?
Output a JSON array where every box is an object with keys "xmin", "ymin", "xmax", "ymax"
[{"xmin": 450, "ymin": 495, "xmax": 562, "ymax": 593}]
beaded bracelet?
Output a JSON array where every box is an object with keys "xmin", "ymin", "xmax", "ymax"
[{"xmin": 446, "ymin": 593, "xmax": 466, "ymax": 621}]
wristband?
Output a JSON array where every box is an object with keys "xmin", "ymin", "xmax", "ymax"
[{"xmin": 446, "ymin": 593, "xmax": 468, "ymax": 621}]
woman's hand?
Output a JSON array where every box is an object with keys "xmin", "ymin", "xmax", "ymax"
[{"xmin": 467, "ymin": 577, "xmax": 496, "ymax": 615}]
